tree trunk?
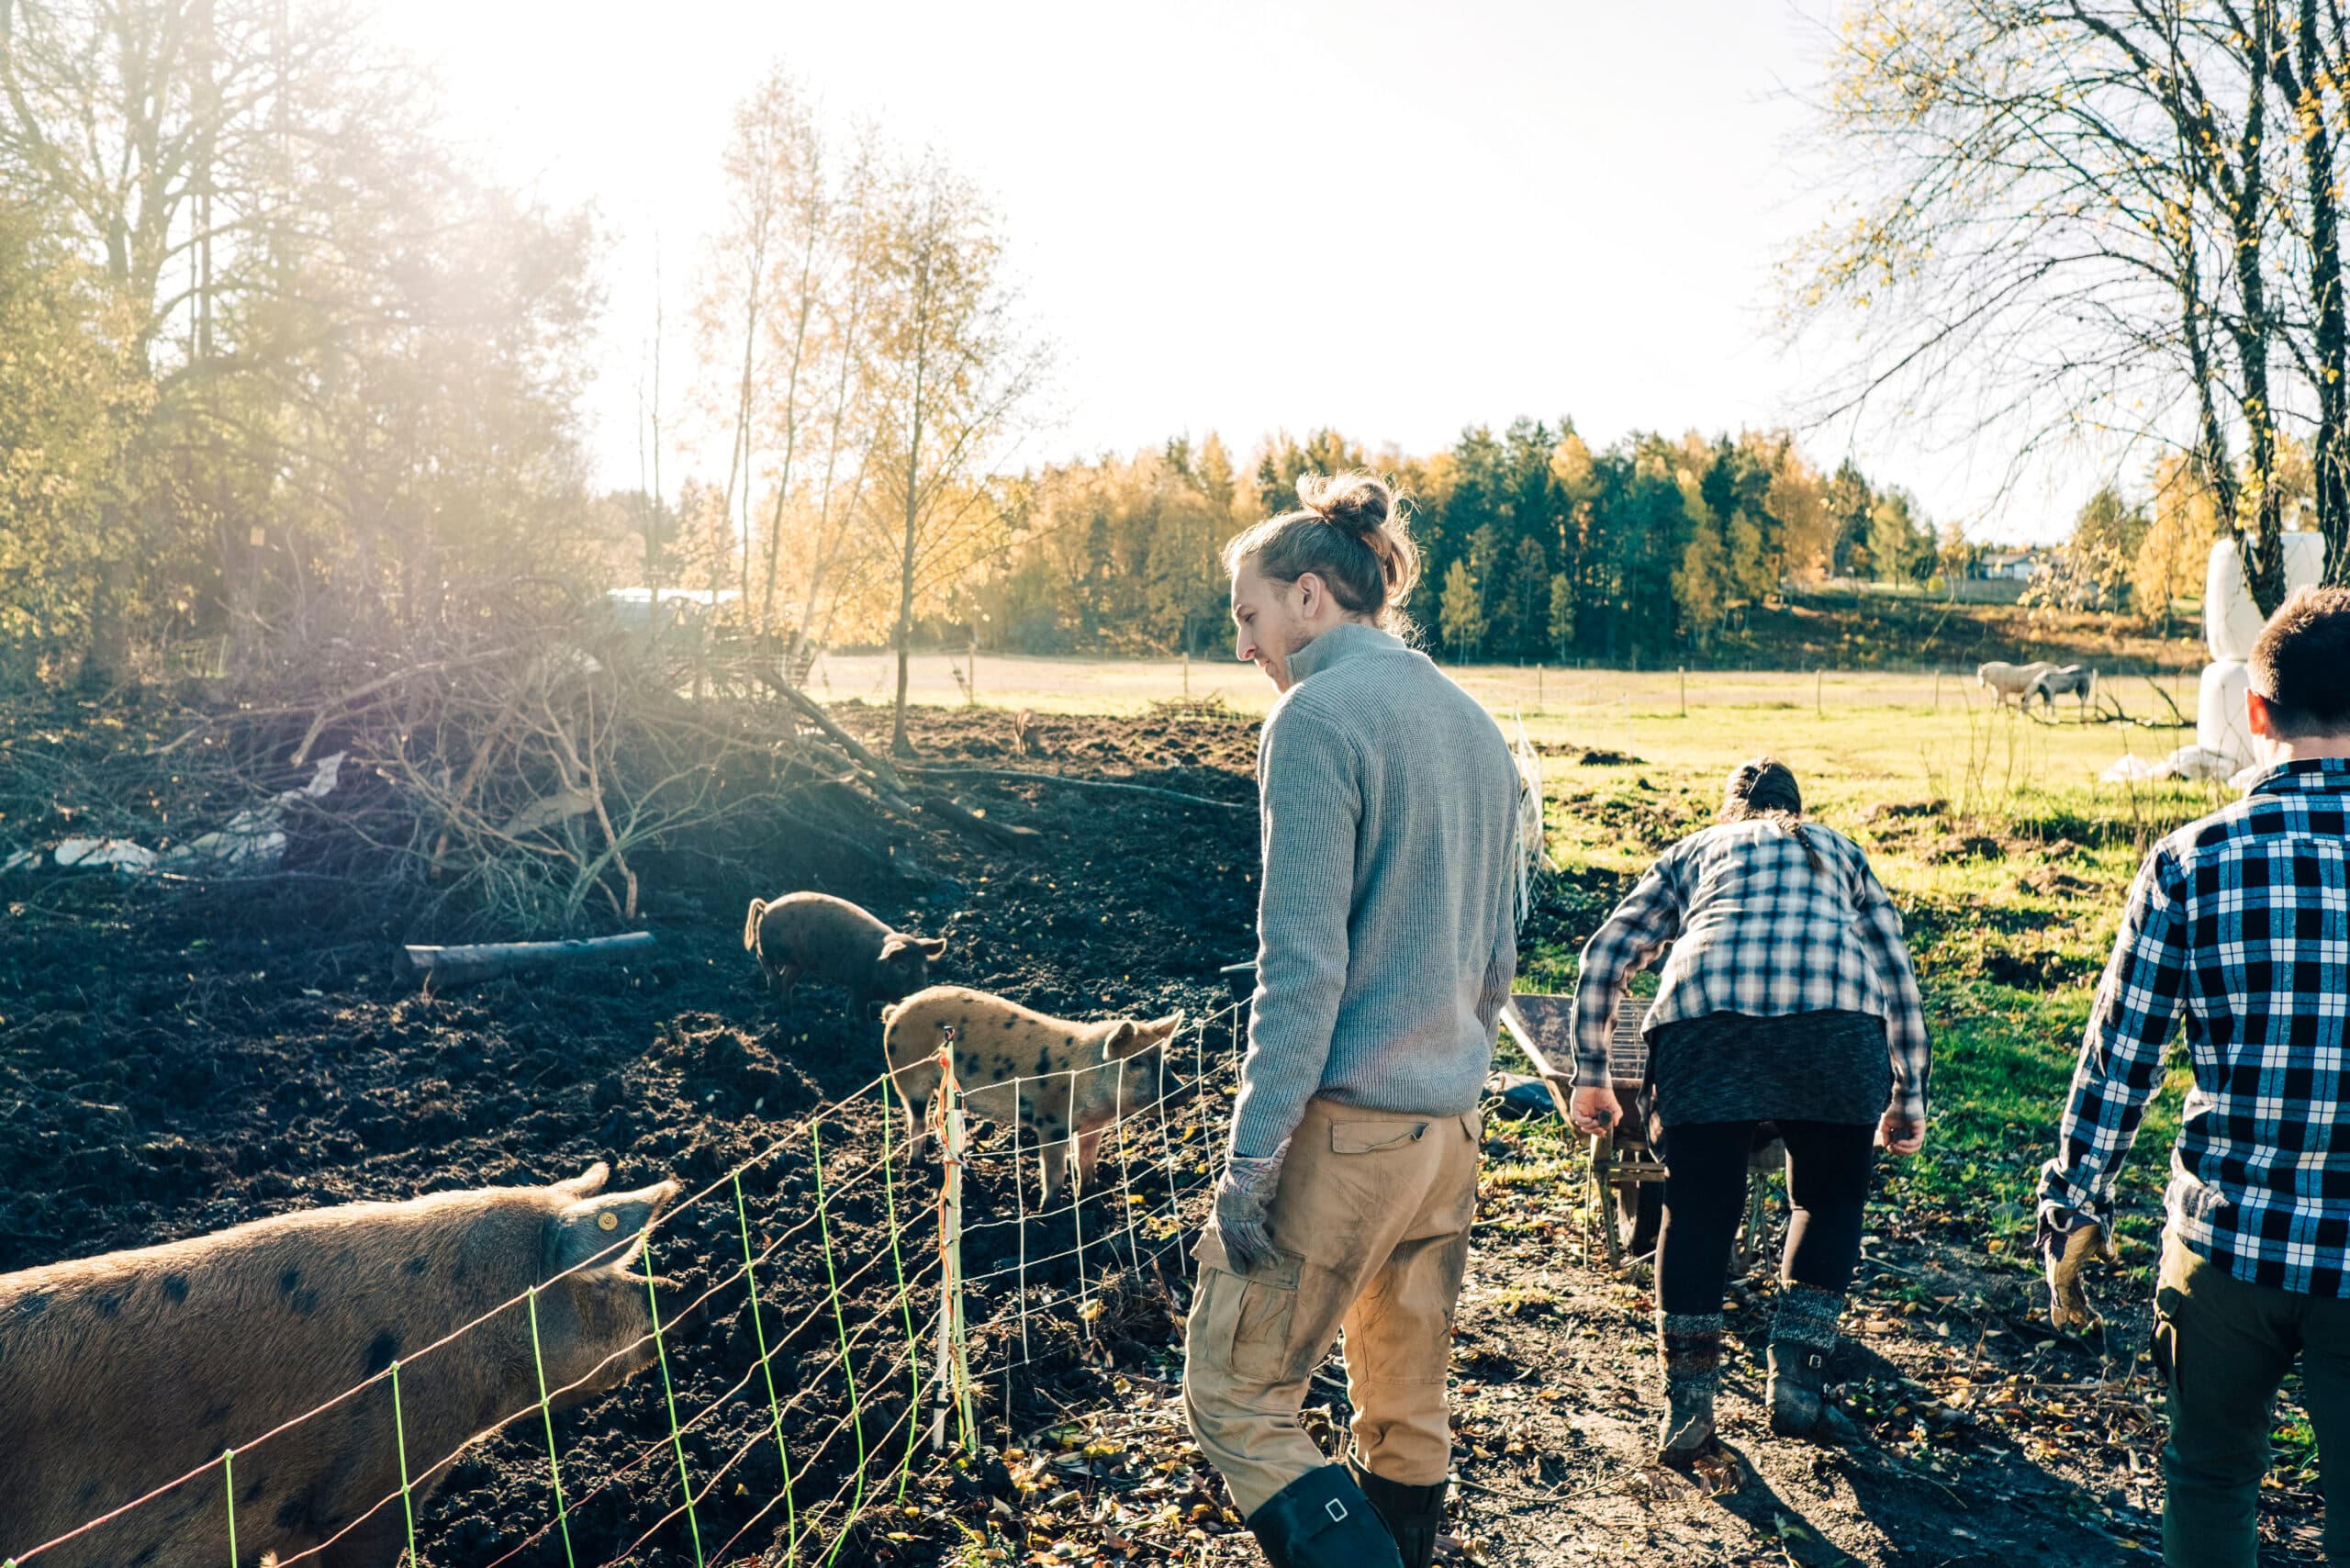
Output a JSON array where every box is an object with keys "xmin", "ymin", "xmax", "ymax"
[
  {"xmin": 760, "ymin": 226, "xmax": 821, "ymax": 634},
  {"xmin": 891, "ymin": 462, "xmax": 919, "ymax": 756},
  {"xmin": 2287, "ymin": 0, "xmax": 2350, "ymax": 579},
  {"xmin": 2230, "ymin": 5, "xmax": 2287, "ymax": 612},
  {"xmin": 890, "ymin": 251, "xmax": 930, "ymax": 759},
  {"xmin": 404, "ymin": 933, "xmax": 656, "ymax": 988}
]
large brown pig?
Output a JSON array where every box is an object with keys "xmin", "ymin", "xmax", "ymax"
[
  {"xmin": 744, "ymin": 890, "xmax": 946, "ymax": 1012},
  {"xmin": 0, "ymin": 1162, "xmax": 677, "ymax": 1568},
  {"xmin": 882, "ymin": 985, "xmax": 1183, "ymax": 1203}
]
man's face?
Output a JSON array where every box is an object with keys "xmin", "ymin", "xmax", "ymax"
[{"xmin": 1230, "ymin": 564, "xmax": 1313, "ymax": 690}]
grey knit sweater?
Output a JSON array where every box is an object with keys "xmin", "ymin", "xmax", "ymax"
[{"xmin": 1229, "ymin": 622, "xmax": 1523, "ymax": 1158}]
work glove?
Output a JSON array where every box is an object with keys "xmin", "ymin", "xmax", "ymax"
[
  {"xmin": 2041, "ymin": 1215, "xmax": 2118, "ymax": 1333},
  {"xmin": 1213, "ymin": 1138, "xmax": 1290, "ymax": 1275}
]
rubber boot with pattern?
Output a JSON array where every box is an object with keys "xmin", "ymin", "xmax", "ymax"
[
  {"xmin": 1657, "ymin": 1310, "xmax": 1724, "ymax": 1458},
  {"xmin": 1767, "ymin": 1283, "xmax": 1862, "ymax": 1443}
]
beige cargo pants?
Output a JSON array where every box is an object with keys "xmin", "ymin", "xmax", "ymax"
[{"xmin": 1181, "ymin": 1096, "xmax": 1482, "ymax": 1516}]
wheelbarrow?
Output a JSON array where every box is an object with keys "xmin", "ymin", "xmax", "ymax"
[{"xmin": 1499, "ymin": 992, "xmax": 1779, "ymax": 1276}]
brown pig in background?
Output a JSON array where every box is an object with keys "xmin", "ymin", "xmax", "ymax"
[
  {"xmin": 883, "ymin": 985, "xmax": 1183, "ymax": 1203},
  {"xmin": 0, "ymin": 1161, "xmax": 678, "ymax": 1568},
  {"xmin": 744, "ymin": 890, "xmax": 946, "ymax": 1013}
]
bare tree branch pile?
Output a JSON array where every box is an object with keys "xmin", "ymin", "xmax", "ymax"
[{"xmin": 0, "ymin": 596, "xmax": 982, "ymax": 935}]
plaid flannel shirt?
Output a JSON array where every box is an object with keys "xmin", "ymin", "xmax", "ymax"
[
  {"xmin": 2040, "ymin": 758, "xmax": 2350, "ymax": 1297},
  {"xmin": 1570, "ymin": 819, "xmax": 1930, "ymax": 1122}
]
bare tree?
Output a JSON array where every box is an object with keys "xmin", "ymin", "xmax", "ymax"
[
  {"xmin": 694, "ymin": 72, "xmax": 790, "ymax": 624},
  {"xmin": 790, "ymin": 129, "xmax": 884, "ymax": 663},
  {"xmin": 2265, "ymin": 0, "xmax": 2350, "ymax": 565},
  {"xmin": 862, "ymin": 151, "xmax": 1049, "ymax": 754},
  {"xmin": 1787, "ymin": 0, "xmax": 2344, "ymax": 608}
]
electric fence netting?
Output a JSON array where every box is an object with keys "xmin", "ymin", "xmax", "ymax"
[{"xmin": 4, "ymin": 996, "xmax": 1257, "ymax": 1568}]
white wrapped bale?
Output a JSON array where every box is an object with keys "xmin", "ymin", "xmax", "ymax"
[
  {"xmin": 2196, "ymin": 659, "xmax": 2255, "ymax": 767},
  {"xmin": 2205, "ymin": 532, "xmax": 2326, "ymax": 660},
  {"xmin": 2101, "ymin": 746, "xmax": 2244, "ymax": 783}
]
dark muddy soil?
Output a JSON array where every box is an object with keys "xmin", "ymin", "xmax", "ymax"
[{"xmin": 0, "ymin": 700, "xmax": 1263, "ymax": 1568}]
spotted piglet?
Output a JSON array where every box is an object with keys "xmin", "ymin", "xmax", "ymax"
[{"xmin": 882, "ymin": 985, "xmax": 1184, "ymax": 1203}]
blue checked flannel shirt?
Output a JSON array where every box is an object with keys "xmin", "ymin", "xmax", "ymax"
[
  {"xmin": 1570, "ymin": 818, "xmax": 1931, "ymax": 1123},
  {"xmin": 2041, "ymin": 758, "xmax": 2350, "ymax": 1296}
]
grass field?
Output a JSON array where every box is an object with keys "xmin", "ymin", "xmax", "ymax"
[{"xmin": 852, "ymin": 651, "xmax": 2222, "ymax": 1294}]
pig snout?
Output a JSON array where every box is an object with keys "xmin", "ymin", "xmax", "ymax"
[
  {"xmin": 881, "ymin": 951, "xmax": 931, "ymax": 996},
  {"xmin": 1109, "ymin": 1047, "xmax": 1179, "ymax": 1121}
]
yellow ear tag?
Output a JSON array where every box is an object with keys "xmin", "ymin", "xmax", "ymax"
[{"xmin": 597, "ymin": 1211, "xmax": 619, "ymax": 1232}]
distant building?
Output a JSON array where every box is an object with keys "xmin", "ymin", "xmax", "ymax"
[{"xmin": 1973, "ymin": 548, "xmax": 2046, "ymax": 582}]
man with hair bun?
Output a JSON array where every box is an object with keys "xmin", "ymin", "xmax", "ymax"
[
  {"xmin": 2040, "ymin": 582, "xmax": 2350, "ymax": 1565},
  {"xmin": 1181, "ymin": 472, "xmax": 1521, "ymax": 1568}
]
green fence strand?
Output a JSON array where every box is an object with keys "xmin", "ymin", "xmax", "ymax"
[
  {"xmin": 526, "ymin": 1284, "xmax": 577, "ymax": 1568},
  {"xmin": 389, "ymin": 1361, "xmax": 419, "ymax": 1568},
  {"xmin": 221, "ymin": 1449, "xmax": 239, "ymax": 1568},
  {"xmin": 733, "ymin": 1170, "xmax": 800, "ymax": 1566},
  {"xmin": 880, "ymin": 1077, "xmax": 927, "ymax": 1496},
  {"xmin": 811, "ymin": 1120, "xmax": 869, "ymax": 1566},
  {"xmin": 642, "ymin": 1233, "xmax": 706, "ymax": 1568}
]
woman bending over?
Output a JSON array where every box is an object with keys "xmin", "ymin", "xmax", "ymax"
[{"xmin": 1569, "ymin": 757, "xmax": 1929, "ymax": 1469}]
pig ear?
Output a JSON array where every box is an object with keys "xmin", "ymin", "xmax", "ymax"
[
  {"xmin": 1104, "ymin": 1020, "xmax": 1145, "ymax": 1057},
  {"xmin": 920, "ymin": 936, "xmax": 947, "ymax": 958},
  {"xmin": 551, "ymin": 1162, "xmax": 610, "ymax": 1200},
  {"xmin": 878, "ymin": 935, "xmax": 911, "ymax": 959},
  {"xmin": 552, "ymin": 1178, "xmax": 681, "ymax": 1275},
  {"xmin": 1148, "ymin": 1013, "xmax": 1185, "ymax": 1040}
]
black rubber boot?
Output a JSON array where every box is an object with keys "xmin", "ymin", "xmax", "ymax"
[
  {"xmin": 1346, "ymin": 1459, "xmax": 1447, "ymax": 1568},
  {"xmin": 1244, "ymin": 1464, "xmax": 1406, "ymax": 1568}
]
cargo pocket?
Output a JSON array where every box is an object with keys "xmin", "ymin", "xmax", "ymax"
[
  {"xmin": 1329, "ymin": 1118, "xmax": 1432, "ymax": 1155},
  {"xmin": 2153, "ymin": 1282, "xmax": 2182, "ymax": 1401},
  {"xmin": 1191, "ymin": 1228, "xmax": 1306, "ymax": 1383}
]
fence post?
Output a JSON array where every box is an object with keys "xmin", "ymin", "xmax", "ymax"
[
  {"xmin": 390, "ymin": 1361, "xmax": 419, "ymax": 1568},
  {"xmin": 1678, "ymin": 666, "xmax": 1686, "ymax": 718},
  {"xmin": 1536, "ymin": 663, "xmax": 1543, "ymax": 711},
  {"xmin": 222, "ymin": 1448, "xmax": 239, "ymax": 1568},
  {"xmin": 930, "ymin": 1042, "xmax": 975, "ymax": 1451},
  {"xmin": 527, "ymin": 1285, "xmax": 577, "ymax": 1568},
  {"xmin": 1816, "ymin": 667, "xmax": 1824, "ymax": 717},
  {"xmin": 1933, "ymin": 666, "xmax": 1941, "ymax": 711}
]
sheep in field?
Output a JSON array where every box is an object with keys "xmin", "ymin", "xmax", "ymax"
[{"xmin": 1976, "ymin": 660, "xmax": 2058, "ymax": 710}]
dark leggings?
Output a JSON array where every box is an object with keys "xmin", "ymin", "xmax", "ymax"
[{"xmin": 1655, "ymin": 1119, "xmax": 1874, "ymax": 1316}]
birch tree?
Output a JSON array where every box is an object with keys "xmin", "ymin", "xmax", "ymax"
[{"xmin": 863, "ymin": 150, "xmax": 1049, "ymax": 754}]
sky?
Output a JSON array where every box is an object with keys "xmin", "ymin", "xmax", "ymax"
[{"xmin": 377, "ymin": 0, "xmax": 2084, "ymax": 543}]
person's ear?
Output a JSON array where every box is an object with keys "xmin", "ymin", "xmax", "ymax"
[
  {"xmin": 2248, "ymin": 688, "xmax": 2278, "ymax": 741},
  {"xmin": 1294, "ymin": 572, "xmax": 1323, "ymax": 618}
]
